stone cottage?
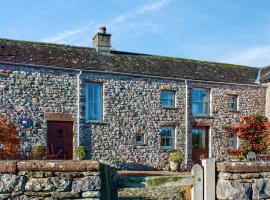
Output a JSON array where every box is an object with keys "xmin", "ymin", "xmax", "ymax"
[{"xmin": 0, "ymin": 26, "xmax": 269, "ymax": 169}]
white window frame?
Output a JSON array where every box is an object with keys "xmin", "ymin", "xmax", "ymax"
[
  {"xmin": 160, "ymin": 90, "xmax": 176, "ymax": 108},
  {"xmin": 227, "ymin": 133, "xmax": 239, "ymax": 149},
  {"xmin": 192, "ymin": 88, "xmax": 210, "ymax": 116},
  {"xmin": 228, "ymin": 95, "xmax": 238, "ymax": 111},
  {"xmin": 85, "ymin": 82, "xmax": 103, "ymax": 122},
  {"xmin": 160, "ymin": 127, "xmax": 175, "ymax": 149}
]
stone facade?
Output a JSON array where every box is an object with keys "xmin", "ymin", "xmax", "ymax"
[
  {"xmin": 0, "ymin": 160, "xmax": 109, "ymax": 200},
  {"xmin": 0, "ymin": 64, "xmax": 77, "ymax": 156},
  {"xmin": 216, "ymin": 161, "xmax": 270, "ymax": 200},
  {"xmin": 0, "ymin": 63, "xmax": 267, "ymax": 169},
  {"xmin": 188, "ymin": 81, "xmax": 266, "ymax": 160}
]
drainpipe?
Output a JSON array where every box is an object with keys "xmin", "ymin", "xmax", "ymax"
[
  {"xmin": 185, "ymin": 80, "xmax": 189, "ymax": 166},
  {"xmin": 77, "ymin": 71, "xmax": 82, "ymax": 147}
]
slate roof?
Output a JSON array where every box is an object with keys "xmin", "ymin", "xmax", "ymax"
[{"xmin": 0, "ymin": 38, "xmax": 260, "ymax": 84}]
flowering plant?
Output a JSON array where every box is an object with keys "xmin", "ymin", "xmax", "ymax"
[
  {"xmin": 0, "ymin": 118, "xmax": 20, "ymax": 159},
  {"xmin": 225, "ymin": 114, "xmax": 270, "ymax": 155},
  {"xmin": 229, "ymin": 148, "xmax": 241, "ymax": 155}
]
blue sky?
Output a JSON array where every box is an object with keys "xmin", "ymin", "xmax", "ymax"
[{"xmin": 1, "ymin": 0, "xmax": 270, "ymax": 67}]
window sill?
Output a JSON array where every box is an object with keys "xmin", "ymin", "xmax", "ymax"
[
  {"xmin": 193, "ymin": 115, "xmax": 214, "ymax": 119},
  {"xmin": 136, "ymin": 144, "xmax": 147, "ymax": 147},
  {"xmin": 85, "ymin": 120, "xmax": 109, "ymax": 125},
  {"xmin": 228, "ymin": 110, "xmax": 240, "ymax": 113},
  {"xmin": 160, "ymin": 106, "xmax": 178, "ymax": 110},
  {"xmin": 160, "ymin": 148, "xmax": 176, "ymax": 152}
]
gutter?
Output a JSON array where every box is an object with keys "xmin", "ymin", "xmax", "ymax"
[
  {"xmin": 0, "ymin": 61, "xmax": 266, "ymax": 88},
  {"xmin": 77, "ymin": 71, "xmax": 82, "ymax": 147}
]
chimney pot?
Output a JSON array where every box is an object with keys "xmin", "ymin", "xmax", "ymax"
[{"xmin": 99, "ymin": 26, "xmax": 106, "ymax": 34}]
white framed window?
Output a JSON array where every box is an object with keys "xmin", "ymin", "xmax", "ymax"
[
  {"xmin": 227, "ymin": 133, "xmax": 238, "ymax": 149},
  {"xmin": 160, "ymin": 127, "xmax": 175, "ymax": 149},
  {"xmin": 86, "ymin": 83, "xmax": 103, "ymax": 122},
  {"xmin": 192, "ymin": 89, "xmax": 210, "ymax": 115},
  {"xmin": 160, "ymin": 91, "xmax": 175, "ymax": 107},
  {"xmin": 228, "ymin": 95, "xmax": 238, "ymax": 111}
]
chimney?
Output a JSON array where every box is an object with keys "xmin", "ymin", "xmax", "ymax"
[{"xmin": 92, "ymin": 26, "xmax": 112, "ymax": 52}]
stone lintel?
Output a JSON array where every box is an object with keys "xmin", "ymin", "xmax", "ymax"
[
  {"xmin": 44, "ymin": 112, "xmax": 75, "ymax": 122},
  {"xmin": 217, "ymin": 161, "xmax": 270, "ymax": 173},
  {"xmin": 0, "ymin": 160, "xmax": 18, "ymax": 173},
  {"xmin": 16, "ymin": 160, "xmax": 100, "ymax": 172}
]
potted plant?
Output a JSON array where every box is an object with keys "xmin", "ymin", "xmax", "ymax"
[
  {"xmin": 75, "ymin": 145, "xmax": 88, "ymax": 160},
  {"xmin": 168, "ymin": 152, "xmax": 183, "ymax": 172},
  {"xmin": 31, "ymin": 145, "xmax": 46, "ymax": 159}
]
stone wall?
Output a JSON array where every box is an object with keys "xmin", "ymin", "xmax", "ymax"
[
  {"xmin": 216, "ymin": 162, "xmax": 270, "ymax": 200},
  {"xmin": 79, "ymin": 73, "xmax": 187, "ymax": 170},
  {"xmin": 0, "ymin": 64, "xmax": 77, "ymax": 157},
  {"xmin": 0, "ymin": 160, "xmax": 111, "ymax": 200},
  {"xmin": 0, "ymin": 63, "xmax": 267, "ymax": 169}
]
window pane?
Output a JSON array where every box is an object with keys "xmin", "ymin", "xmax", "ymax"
[
  {"xmin": 160, "ymin": 91, "xmax": 175, "ymax": 107},
  {"xmin": 86, "ymin": 83, "xmax": 103, "ymax": 121},
  {"xmin": 228, "ymin": 133, "xmax": 237, "ymax": 149},
  {"xmin": 192, "ymin": 128, "xmax": 206, "ymax": 148},
  {"xmin": 192, "ymin": 89, "xmax": 209, "ymax": 115},
  {"xmin": 160, "ymin": 127, "xmax": 175, "ymax": 149},
  {"xmin": 228, "ymin": 95, "xmax": 237, "ymax": 110}
]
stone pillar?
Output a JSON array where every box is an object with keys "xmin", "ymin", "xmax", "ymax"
[{"xmin": 202, "ymin": 158, "xmax": 215, "ymax": 200}]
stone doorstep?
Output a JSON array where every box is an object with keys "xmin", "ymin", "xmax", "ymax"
[
  {"xmin": 217, "ymin": 161, "xmax": 270, "ymax": 173},
  {"xmin": 16, "ymin": 160, "xmax": 100, "ymax": 172},
  {"xmin": 0, "ymin": 160, "xmax": 18, "ymax": 173}
]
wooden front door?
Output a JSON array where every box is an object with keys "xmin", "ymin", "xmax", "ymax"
[
  {"xmin": 192, "ymin": 127, "xmax": 209, "ymax": 164},
  {"xmin": 47, "ymin": 121, "xmax": 73, "ymax": 160}
]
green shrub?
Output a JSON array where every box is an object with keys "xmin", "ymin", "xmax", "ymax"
[
  {"xmin": 31, "ymin": 145, "xmax": 46, "ymax": 159},
  {"xmin": 75, "ymin": 145, "xmax": 88, "ymax": 160},
  {"xmin": 168, "ymin": 152, "xmax": 183, "ymax": 163}
]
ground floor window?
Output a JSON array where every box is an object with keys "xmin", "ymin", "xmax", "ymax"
[
  {"xmin": 227, "ymin": 133, "xmax": 238, "ymax": 149},
  {"xmin": 160, "ymin": 127, "xmax": 175, "ymax": 149}
]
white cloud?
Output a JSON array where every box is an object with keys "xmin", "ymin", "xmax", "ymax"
[
  {"xmin": 137, "ymin": 0, "xmax": 172, "ymax": 13},
  {"xmin": 220, "ymin": 45, "xmax": 270, "ymax": 67},
  {"xmin": 42, "ymin": 0, "xmax": 172, "ymax": 45}
]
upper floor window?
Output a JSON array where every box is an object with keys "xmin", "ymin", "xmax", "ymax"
[
  {"xmin": 228, "ymin": 95, "xmax": 238, "ymax": 111},
  {"xmin": 192, "ymin": 89, "xmax": 210, "ymax": 115},
  {"xmin": 160, "ymin": 91, "xmax": 175, "ymax": 107},
  {"xmin": 86, "ymin": 83, "xmax": 103, "ymax": 122},
  {"xmin": 160, "ymin": 127, "xmax": 175, "ymax": 149}
]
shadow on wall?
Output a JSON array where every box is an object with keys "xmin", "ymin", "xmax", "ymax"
[
  {"xmin": 113, "ymin": 162, "xmax": 158, "ymax": 171},
  {"xmin": 80, "ymin": 126, "xmax": 93, "ymax": 159}
]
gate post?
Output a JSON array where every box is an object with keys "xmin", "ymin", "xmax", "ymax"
[
  {"xmin": 191, "ymin": 164, "xmax": 203, "ymax": 200},
  {"xmin": 202, "ymin": 158, "xmax": 215, "ymax": 200}
]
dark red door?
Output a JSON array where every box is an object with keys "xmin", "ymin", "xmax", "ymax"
[
  {"xmin": 47, "ymin": 121, "xmax": 73, "ymax": 160},
  {"xmin": 192, "ymin": 127, "xmax": 209, "ymax": 164}
]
